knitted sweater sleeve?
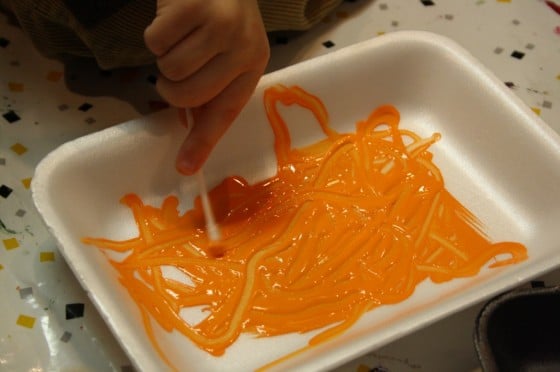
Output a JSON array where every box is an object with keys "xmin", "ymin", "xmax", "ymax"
[
  {"xmin": 258, "ymin": 0, "xmax": 343, "ymax": 31},
  {"xmin": 2, "ymin": 0, "xmax": 343, "ymax": 69}
]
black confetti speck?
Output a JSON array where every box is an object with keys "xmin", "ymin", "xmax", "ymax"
[
  {"xmin": 0, "ymin": 184, "xmax": 13, "ymax": 198},
  {"xmin": 421, "ymin": 0, "xmax": 435, "ymax": 6},
  {"xmin": 65, "ymin": 303, "xmax": 85, "ymax": 319},
  {"xmin": 147, "ymin": 74, "xmax": 157, "ymax": 84},
  {"xmin": 3, "ymin": 110, "xmax": 20, "ymax": 123},
  {"xmin": 0, "ymin": 37, "xmax": 10, "ymax": 48},
  {"xmin": 322, "ymin": 40, "xmax": 335, "ymax": 48},
  {"xmin": 505, "ymin": 81, "xmax": 516, "ymax": 88},
  {"xmin": 275, "ymin": 36, "xmax": 290, "ymax": 45},
  {"xmin": 511, "ymin": 50, "xmax": 525, "ymax": 59},
  {"xmin": 78, "ymin": 103, "xmax": 93, "ymax": 112}
]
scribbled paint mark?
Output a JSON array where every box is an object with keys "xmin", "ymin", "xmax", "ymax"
[{"xmin": 0, "ymin": 219, "xmax": 17, "ymax": 234}]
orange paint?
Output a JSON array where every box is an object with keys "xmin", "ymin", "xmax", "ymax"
[{"xmin": 83, "ymin": 85, "xmax": 527, "ymax": 364}]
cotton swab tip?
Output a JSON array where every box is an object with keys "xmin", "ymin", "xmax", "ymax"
[{"xmin": 195, "ymin": 169, "xmax": 222, "ymax": 243}]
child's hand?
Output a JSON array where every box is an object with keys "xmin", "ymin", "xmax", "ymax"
[{"xmin": 144, "ymin": 0, "xmax": 270, "ymax": 175}]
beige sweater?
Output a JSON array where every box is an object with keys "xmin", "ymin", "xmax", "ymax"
[{"xmin": 3, "ymin": 0, "xmax": 343, "ymax": 69}]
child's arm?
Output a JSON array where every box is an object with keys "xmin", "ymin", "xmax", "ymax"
[{"xmin": 144, "ymin": 0, "xmax": 270, "ymax": 175}]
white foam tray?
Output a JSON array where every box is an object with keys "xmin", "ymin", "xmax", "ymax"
[{"xmin": 32, "ymin": 31, "xmax": 560, "ymax": 371}]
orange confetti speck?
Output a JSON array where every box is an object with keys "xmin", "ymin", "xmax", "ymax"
[
  {"xmin": 21, "ymin": 178, "xmax": 32, "ymax": 189},
  {"xmin": 531, "ymin": 107, "xmax": 542, "ymax": 116},
  {"xmin": 10, "ymin": 143, "xmax": 27, "ymax": 155},
  {"xmin": 497, "ymin": 0, "xmax": 511, "ymax": 2},
  {"xmin": 3, "ymin": 238, "xmax": 19, "ymax": 250},
  {"xmin": 8, "ymin": 82, "xmax": 24, "ymax": 92},
  {"xmin": 16, "ymin": 314, "xmax": 36, "ymax": 329},
  {"xmin": 557, "ymin": 74, "xmax": 560, "ymax": 81},
  {"xmin": 40, "ymin": 251, "xmax": 55, "ymax": 262},
  {"xmin": 0, "ymin": 264, "xmax": 4, "ymax": 270},
  {"xmin": 46, "ymin": 70, "xmax": 63, "ymax": 82},
  {"xmin": 377, "ymin": 31, "xmax": 386, "ymax": 35}
]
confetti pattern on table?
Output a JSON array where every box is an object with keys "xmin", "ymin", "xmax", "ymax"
[
  {"xmin": 16, "ymin": 314, "xmax": 36, "ymax": 329},
  {"xmin": 3, "ymin": 237, "xmax": 19, "ymax": 250},
  {"xmin": 19, "ymin": 287, "xmax": 33, "ymax": 299},
  {"xmin": 0, "ymin": 6, "xmax": 161, "ymax": 370},
  {"xmin": 65, "ymin": 303, "xmax": 85, "ymax": 320},
  {"xmin": 1, "ymin": 1, "xmax": 559, "ymax": 371},
  {"xmin": 0, "ymin": 184, "xmax": 13, "ymax": 198},
  {"xmin": 3, "ymin": 110, "xmax": 20, "ymax": 123},
  {"xmin": 39, "ymin": 251, "xmax": 55, "ymax": 262}
]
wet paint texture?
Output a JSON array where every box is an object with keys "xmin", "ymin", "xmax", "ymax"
[{"xmin": 83, "ymin": 85, "xmax": 527, "ymax": 360}]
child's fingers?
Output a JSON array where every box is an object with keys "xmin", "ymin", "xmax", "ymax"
[
  {"xmin": 175, "ymin": 69, "xmax": 262, "ymax": 175},
  {"xmin": 144, "ymin": 0, "xmax": 202, "ymax": 56},
  {"xmin": 156, "ymin": 51, "xmax": 246, "ymax": 108},
  {"xmin": 155, "ymin": 25, "xmax": 219, "ymax": 82}
]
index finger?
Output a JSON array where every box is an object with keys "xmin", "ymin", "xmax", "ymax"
[{"xmin": 175, "ymin": 70, "xmax": 262, "ymax": 175}]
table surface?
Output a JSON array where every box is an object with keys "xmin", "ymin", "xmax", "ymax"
[{"xmin": 1, "ymin": 1, "xmax": 559, "ymax": 371}]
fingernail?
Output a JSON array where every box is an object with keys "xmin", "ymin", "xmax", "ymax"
[{"xmin": 176, "ymin": 157, "xmax": 197, "ymax": 175}]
